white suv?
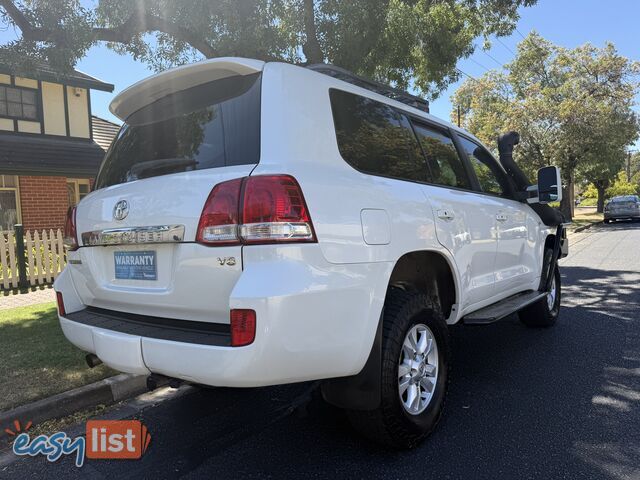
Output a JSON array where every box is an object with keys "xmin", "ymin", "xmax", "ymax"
[{"xmin": 55, "ymin": 58, "xmax": 567, "ymax": 448}]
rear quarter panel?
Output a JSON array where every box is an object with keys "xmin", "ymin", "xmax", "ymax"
[
  {"xmin": 253, "ymin": 62, "xmax": 463, "ymax": 317},
  {"xmin": 257, "ymin": 64, "xmax": 448, "ymax": 260}
]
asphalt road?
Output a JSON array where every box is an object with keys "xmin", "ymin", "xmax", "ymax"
[{"xmin": 3, "ymin": 221, "xmax": 640, "ymax": 479}]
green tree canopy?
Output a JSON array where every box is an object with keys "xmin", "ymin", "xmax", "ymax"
[
  {"xmin": 0, "ymin": 0, "xmax": 535, "ymax": 97},
  {"xmin": 451, "ymin": 32, "xmax": 640, "ymax": 218},
  {"xmin": 606, "ymin": 171, "xmax": 638, "ymax": 198}
]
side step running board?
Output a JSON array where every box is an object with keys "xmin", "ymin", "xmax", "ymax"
[{"xmin": 462, "ymin": 290, "xmax": 547, "ymax": 325}]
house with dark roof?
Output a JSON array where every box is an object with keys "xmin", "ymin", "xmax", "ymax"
[{"xmin": 0, "ymin": 64, "xmax": 120, "ymax": 231}]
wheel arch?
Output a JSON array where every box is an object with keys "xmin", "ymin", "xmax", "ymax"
[
  {"xmin": 387, "ymin": 250, "xmax": 459, "ymax": 323},
  {"xmin": 544, "ymin": 233, "xmax": 556, "ymax": 251},
  {"xmin": 321, "ymin": 248, "xmax": 459, "ymax": 411}
]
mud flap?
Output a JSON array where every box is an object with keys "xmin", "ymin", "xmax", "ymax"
[{"xmin": 320, "ymin": 315, "xmax": 382, "ymax": 411}]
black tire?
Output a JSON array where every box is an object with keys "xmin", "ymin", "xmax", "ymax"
[
  {"xmin": 347, "ymin": 288, "xmax": 450, "ymax": 449},
  {"xmin": 604, "ymin": 219, "xmax": 611, "ymax": 224},
  {"xmin": 519, "ymin": 250, "xmax": 561, "ymax": 328}
]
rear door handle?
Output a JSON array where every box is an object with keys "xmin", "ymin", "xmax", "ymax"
[
  {"xmin": 496, "ymin": 213, "xmax": 508, "ymax": 222},
  {"xmin": 437, "ymin": 209, "xmax": 455, "ymax": 221}
]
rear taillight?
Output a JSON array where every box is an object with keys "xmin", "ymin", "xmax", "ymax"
[
  {"xmin": 240, "ymin": 175, "xmax": 315, "ymax": 244},
  {"xmin": 63, "ymin": 206, "xmax": 78, "ymax": 251},
  {"xmin": 56, "ymin": 291, "xmax": 66, "ymax": 316},
  {"xmin": 230, "ymin": 309, "xmax": 256, "ymax": 347},
  {"xmin": 196, "ymin": 178, "xmax": 243, "ymax": 245},
  {"xmin": 196, "ymin": 175, "xmax": 316, "ymax": 246}
]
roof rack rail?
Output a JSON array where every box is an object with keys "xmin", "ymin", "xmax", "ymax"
[{"xmin": 307, "ymin": 64, "xmax": 429, "ymax": 113}]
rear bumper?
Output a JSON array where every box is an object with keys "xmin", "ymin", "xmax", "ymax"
[
  {"xmin": 604, "ymin": 211, "xmax": 640, "ymax": 220},
  {"xmin": 55, "ymin": 244, "xmax": 393, "ymax": 387}
]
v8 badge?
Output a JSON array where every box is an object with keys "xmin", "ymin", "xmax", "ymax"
[{"xmin": 217, "ymin": 257, "xmax": 236, "ymax": 266}]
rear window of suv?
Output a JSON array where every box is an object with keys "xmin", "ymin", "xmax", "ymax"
[
  {"xmin": 95, "ymin": 73, "xmax": 261, "ymax": 189},
  {"xmin": 329, "ymin": 89, "xmax": 429, "ymax": 183}
]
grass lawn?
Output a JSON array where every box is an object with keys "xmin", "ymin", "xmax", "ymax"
[
  {"xmin": 569, "ymin": 207, "xmax": 603, "ymax": 232},
  {"xmin": 0, "ymin": 302, "xmax": 115, "ymax": 411}
]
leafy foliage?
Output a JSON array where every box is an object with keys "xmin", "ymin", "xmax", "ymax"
[
  {"xmin": 451, "ymin": 32, "xmax": 640, "ymax": 217},
  {"xmin": 0, "ymin": 0, "xmax": 535, "ymax": 97},
  {"xmin": 606, "ymin": 171, "xmax": 638, "ymax": 198}
]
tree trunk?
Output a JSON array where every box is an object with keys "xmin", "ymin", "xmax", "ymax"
[
  {"xmin": 596, "ymin": 186, "xmax": 606, "ymax": 213},
  {"xmin": 559, "ymin": 170, "xmax": 573, "ymax": 222},
  {"xmin": 302, "ymin": 0, "xmax": 323, "ymax": 64}
]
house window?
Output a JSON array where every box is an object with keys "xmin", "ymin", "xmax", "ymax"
[
  {"xmin": 67, "ymin": 178, "xmax": 91, "ymax": 206},
  {"xmin": 0, "ymin": 175, "xmax": 20, "ymax": 232},
  {"xmin": 0, "ymin": 85, "xmax": 39, "ymax": 121}
]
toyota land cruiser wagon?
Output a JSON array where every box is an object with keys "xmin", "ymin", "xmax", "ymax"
[{"xmin": 55, "ymin": 57, "xmax": 566, "ymax": 448}]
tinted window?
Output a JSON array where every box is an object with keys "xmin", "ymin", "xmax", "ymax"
[
  {"xmin": 95, "ymin": 73, "xmax": 261, "ymax": 189},
  {"xmin": 458, "ymin": 137, "xmax": 507, "ymax": 196},
  {"xmin": 330, "ymin": 89, "xmax": 428, "ymax": 183},
  {"xmin": 412, "ymin": 123, "xmax": 469, "ymax": 189}
]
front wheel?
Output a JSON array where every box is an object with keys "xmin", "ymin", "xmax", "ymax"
[
  {"xmin": 519, "ymin": 263, "xmax": 561, "ymax": 328},
  {"xmin": 347, "ymin": 288, "xmax": 450, "ymax": 449}
]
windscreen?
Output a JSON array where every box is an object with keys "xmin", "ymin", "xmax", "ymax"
[{"xmin": 95, "ymin": 73, "xmax": 261, "ymax": 189}]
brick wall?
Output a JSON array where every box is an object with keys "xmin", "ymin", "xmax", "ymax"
[{"xmin": 19, "ymin": 176, "xmax": 69, "ymax": 231}]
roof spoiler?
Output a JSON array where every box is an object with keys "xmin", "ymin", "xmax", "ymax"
[{"xmin": 109, "ymin": 57, "xmax": 265, "ymax": 120}]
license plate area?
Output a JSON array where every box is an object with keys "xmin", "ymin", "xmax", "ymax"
[{"xmin": 114, "ymin": 251, "xmax": 157, "ymax": 280}]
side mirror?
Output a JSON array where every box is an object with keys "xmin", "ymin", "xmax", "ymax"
[{"xmin": 528, "ymin": 166, "xmax": 562, "ymax": 204}]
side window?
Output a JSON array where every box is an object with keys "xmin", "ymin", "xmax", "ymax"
[
  {"xmin": 329, "ymin": 89, "xmax": 428, "ymax": 183},
  {"xmin": 458, "ymin": 137, "xmax": 508, "ymax": 196},
  {"xmin": 412, "ymin": 123, "xmax": 470, "ymax": 189}
]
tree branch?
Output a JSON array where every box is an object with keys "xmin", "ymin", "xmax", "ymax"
[
  {"xmin": 0, "ymin": 0, "xmax": 31, "ymax": 33},
  {"xmin": 0, "ymin": 0, "xmax": 218, "ymax": 58},
  {"xmin": 301, "ymin": 0, "xmax": 323, "ymax": 64}
]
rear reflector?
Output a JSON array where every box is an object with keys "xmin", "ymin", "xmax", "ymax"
[
  {"xmin": 230, "ymin": 309, "xmax": 256, "ymax": 347},
  {"xmin": 196, "ymin": 175, "xmax": 316, "ymax": 246},
  {"xmin": 56, "ymin": 291, "xmax": 66, "ymax": 316}
]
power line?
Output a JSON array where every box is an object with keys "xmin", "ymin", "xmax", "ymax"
[
  {"xmin": 455, "ymin": 68, "xmax": 512, "ymax": 104},
  {"xmin": 456, "ymin": 68, "xmax": 477, "ymax": 82},
  {"xmin": 515, "ymin": 27, "xmax": 527, "ymax": 40},
  {"xmin": 468, "ymin": 57, "xmax": 491, "ymax": 73},
  {"xmin": 496, "ymin": 37, "xmax": 516, "ymax": 56},
  {"xmin": 481, "ymin": 49, "xmax": 504, "ymax": 69}
]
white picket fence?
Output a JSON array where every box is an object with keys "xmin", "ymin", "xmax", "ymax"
[{"xmin": 0, "ymin": 229, "xmax": 66, "ymax": 290}]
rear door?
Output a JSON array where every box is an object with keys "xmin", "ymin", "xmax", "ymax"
[
  {"xmin": 70, "ymin": 71, "xmax": 262, "ymax": 323},
  {"xmin": 411, "ymin": 121, "xmax": 498, "ymax": 309}
]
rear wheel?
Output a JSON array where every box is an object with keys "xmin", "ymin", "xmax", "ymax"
[
  {"xmin": 519, "ymin": 256, "xmax": 561, "ymax": 328},
  {"xmin": 347, "ymin": 288, "xmax": 450, "ymax": 449}
]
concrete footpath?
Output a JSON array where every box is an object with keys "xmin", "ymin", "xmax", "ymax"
[{"xmin": 0, "ymin": 286, "xmax": 55, "ymax": 310}]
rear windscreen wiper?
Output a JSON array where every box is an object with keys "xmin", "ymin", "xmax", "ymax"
[{"xmin": 126, "ymin": 157, "xmax": 197, "ymax": 180}]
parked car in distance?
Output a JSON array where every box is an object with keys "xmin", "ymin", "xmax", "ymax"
[
  {"xmin": 54, "ymin": 57, "xmax": 567, "ymax": 449},
  {"xmin": 604, "ymin": 195, "xmax": 640, "ymax": 223}
]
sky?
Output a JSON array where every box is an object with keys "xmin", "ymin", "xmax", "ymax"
[
  {"xmin": 1, "ymin": 0, "xmax": 639, "ymax": 136},
  {"xmin": 428, "ymin": 0, "xmax": 640, "ymax": 123}
]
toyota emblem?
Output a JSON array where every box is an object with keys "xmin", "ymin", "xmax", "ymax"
[{"xmin": 113, "ymin": 200, "xmax": 129, "ymax": 221}]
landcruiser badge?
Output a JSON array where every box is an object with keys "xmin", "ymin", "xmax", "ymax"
[{"xmin": 113, "ymin": 200, "xmax": 129, "ymax": 221}]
